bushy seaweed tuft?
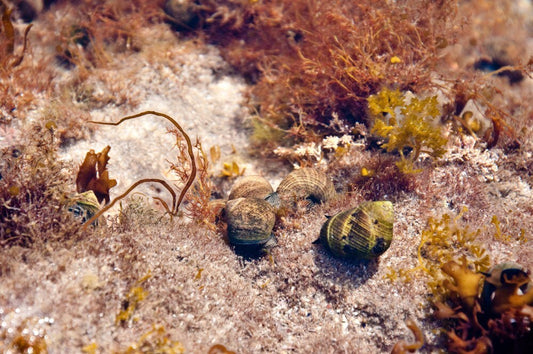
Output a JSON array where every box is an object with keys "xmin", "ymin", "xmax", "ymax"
[
  {"xmin": 368, "ymin": 88, "xmax": 448, "ymax": 173},
  {"xmin": 0, "ymin": 124, "xmax": 80, "ymax": 247},
  {"xmin": 387, "ymin": 208, "xmax": 532, "ymax": 352}
]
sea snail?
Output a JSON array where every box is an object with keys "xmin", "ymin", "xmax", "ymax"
[
  {"xmin": 315, "ymin": 201, "xmax": 394, "ymax": 260},
  {"xmin": 275, "ymin": 167, "xmax": 336, "ymax": 207},
  {"xmin": 225, "ymin": 197, "xmax": 277, "ymax": 254},
  {"xmin": 228, "ymin": 175, "xmax": 274, "ymax": 201},
  {"xmin": 228, "ymin": 175, "xmax": 280, "ymax": 208},
  {"xmin": 223, "ymin": 168, "xmax": 336, "ymax": 256},
  {"xmin": 67, "ymin": 190, "xmax": 102, "ymax": 225},
  {"xmin": 480, "ymin": 262, "xmax": 532, "ymax": 314}
]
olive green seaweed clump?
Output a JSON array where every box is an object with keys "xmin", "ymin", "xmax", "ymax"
[
  {"xmin": 116, "ymin": 325, "xmax": 185, "ymax": 354},
  {"xmin": 436, "ymin": 259, "xmax": 533, "ymax": 353},
  {"xmin": 0, "ymin": 124, "xmax": 79, "ymax": 246},
  {"xmin": 387, "ymin": 209, "xmax": 532, "ymax": 352},
  {"xmin": 368, "ymin": 88, "xmax": 448, "ymax": 173},
  {"xmin": 415, "ymin": 208, "xmax": 490, "ymax": 298}
]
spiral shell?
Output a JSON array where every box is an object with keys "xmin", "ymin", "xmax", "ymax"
[
  {"xmin": 225, "ymin": 197, "xmax": 277, "ymax": 253},
  {"xmin": 164, "ymin": 0, "xmax": 199, "ymax": 30},
  {"xmin": 228, "ymin": 175, "xmax": 274, "ymax": 201},
  {"xmin": 480, "ymin": 262, "xmax": 531, "ymax": 313},
  {"xmin": 317, "ymin": 201, "xmax": 394, "ymax": 260},
  {"xmin": 67, "ymin": 191, "xmax": 102, "ymax": 225},
  {"xmin": 483, "ymin": 262, "xmax": 530, "ymax": 288},
  {"xmin": 276, "ymin": 167, "xmax": 336, "ymax": 206}
]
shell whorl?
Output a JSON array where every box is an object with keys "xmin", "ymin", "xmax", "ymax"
[
  {"xmin": 68, "ymin": 191, "xmax": 101, "ymax": 224},
  {"xmin": 276, "ymin": 167, "xmax": 336, "ymax": 205},
  {"xmin": 225, "ymin": 197, "xmax": 276, "ymax": 248},
  {"xmin": 319, "ymin": 201, "xmax": 394, "ymax": 260},
  {"xmin": 228, "ymin": 175, "xmax": 275, "ymax": 201}
]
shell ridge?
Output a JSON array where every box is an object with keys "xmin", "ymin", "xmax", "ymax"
[
  {"xmin": 277, "ymin": 167, "xmax": 335, "ymax": 204},
  {"xmin": 319, "ymin": 201, "xmax": 394, "ymax": 260},
  {"xmin": 225, "ymin": 197, "xmax": 276, "ymax": 253}
]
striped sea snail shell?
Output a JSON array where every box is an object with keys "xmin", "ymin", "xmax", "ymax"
[
  {"xmin": 228, "ymin": 175, "xmax": 274, "ymax": 200},
  {"xmin": 225, "ymin": 197, "xmax": 277, "ymax": 254},
  {"xmin": 275, "ymin": 167, "xmax": 336, "ymax": 206},
  {"xmin": 316, "ymin": 201, "xmax": 394, "ymax": 260},
  {"xmin": 228, "ymin": 175, "xmax": 280, "ymax": 208},
  {"xmin": 67, "ymin": 190, "xmax": 102, "ymax": 225}
]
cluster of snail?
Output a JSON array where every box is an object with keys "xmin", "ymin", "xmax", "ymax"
[
  {"xmin": 223, "ymin": 167, "xmax": 394, "ymax": 260},
  {"xmin": 69, "ymin": 164, "xmax": 394, "ymax": 260}
]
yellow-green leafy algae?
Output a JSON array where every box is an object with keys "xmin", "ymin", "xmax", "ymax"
[
  {"xmin": 116, "ymin": 272, "xmax": 152, "ymax": 325},
  {"xmin": 386, "ymin": 208, "xmax": 490, "ymax": 299},
  {"xmin": 368, "ymin": 88, "xmax": 447, "ymax": 173},
  {"xmin": 387, "ymin": 208, "xmax": 533, "ymax": 352}
]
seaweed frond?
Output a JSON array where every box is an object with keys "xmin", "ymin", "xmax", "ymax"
[
  {"xmin": 402, "ymin": 209, "xmax": 533, "ymax": 353},
  {"xmin": 0, "ymin": 315, "xmax": 48, "ymax": 353},
  {"xmin": 441, "ymin": 257, "xmax": 484, "ymax": 312},
  {"xmin": 76, "ymin": 145, "xmax": 117, "ymax": 204},
  {"xmin": 189, "ymin": 0, "xmax": 459, "ymax": 153},
  {"xmin": 391, "ymin": 319, "xmax": 425, "ymax": 354},
  {"xmin": 368, "ymin": 88, "xmax": 448, "ymax": 173},
  {"xmin": 119, "ymin": 324, "xmax": 185, "ymax": 354},
  {"xmin": 0, "ymin": 2, "xmax": 32, "ymax": 70},
  {"xmin": 220, "ymin": 161, "xmax": 245, "ymax": 178},
  {"xmin": 169, "ymin": 138, "xmax": 219, "ymax": 229},
  {"xmin": 208, "ymin": 344, "xmax": 236, "ymax": 354},
  {"xmin": 436, "ymin": 261, "xmax": 533, "ymax": 353},
  {"xmin": 81, "ymin": 111, "xmax": 197, "ymax": 231},
  {"xmin": 116, "ymin": 272, "xmax": 152, "ymax": 325},
  {"xmin": 489, "ymin": 271, "xmax": 533, "ymax": 314},
  {"xmin": 385, "ymin": 208, "xmax": 491, "ymax": 296}
]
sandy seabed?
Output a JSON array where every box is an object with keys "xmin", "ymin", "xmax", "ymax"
[{"xmin": 1, "ymin": 1, "xmax": 532, "ymax": 353}]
